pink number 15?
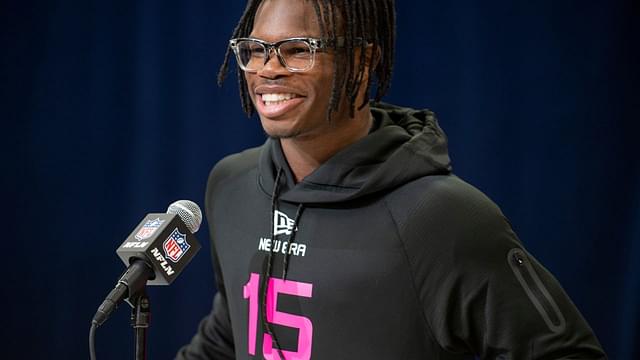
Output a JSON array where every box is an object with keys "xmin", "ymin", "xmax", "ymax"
[{"xmin": 243, "ymin": 273, "xmax": 313, "ymax": 360}]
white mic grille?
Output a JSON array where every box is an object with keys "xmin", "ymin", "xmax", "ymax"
[{"xmin": 167, "ymin": 200, "xmax": 202, "ymax": 233}]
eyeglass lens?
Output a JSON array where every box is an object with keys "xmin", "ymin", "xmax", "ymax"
[{"xmin": 235, "ymin": 40, "xmax": 314, "ymax": 72}]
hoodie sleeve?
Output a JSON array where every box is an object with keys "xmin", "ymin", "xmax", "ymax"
[
  {"xmin": 392, "ymin": 176, "xmax": 607, "ymax": 359},
  {"xmin": 174, "ymin": 259, "xmax": 235, "ymax": 360}
]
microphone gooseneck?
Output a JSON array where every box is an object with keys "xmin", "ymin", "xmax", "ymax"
[{"xmin": 92, "ymin": 260, "xmax": 154, "ymax": 327}]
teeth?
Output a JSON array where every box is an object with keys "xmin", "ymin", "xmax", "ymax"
[{"xmin": 262, "ymin": 93, "xmax": 296, "ymax": 102}]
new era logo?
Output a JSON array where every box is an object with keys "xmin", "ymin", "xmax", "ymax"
[{"xmin": 274, "ymin": 210, "xmax": 295, "ymax": 236}]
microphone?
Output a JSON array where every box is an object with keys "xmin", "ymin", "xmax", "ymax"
[{"xmin": 92, "ymin": 200, "xmax": 202, "ymax": 327}]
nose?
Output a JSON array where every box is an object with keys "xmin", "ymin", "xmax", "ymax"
[{"xmin": 257, "ymin": 47, "xmax": 289, "ymax": 78}]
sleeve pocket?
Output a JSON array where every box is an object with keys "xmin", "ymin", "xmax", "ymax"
[{"xmin": 507, "ymin": 248, "xmax": 567, "ymax": 333}]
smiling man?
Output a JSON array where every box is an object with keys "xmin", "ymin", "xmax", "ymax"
[{"xmin": 176, "ymin": 1, "xmax": 606, "ymax": 359}]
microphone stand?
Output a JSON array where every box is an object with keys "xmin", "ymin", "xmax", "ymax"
[
  {"xmin": 128, "ymin": 289, "xmax": 150, "ymax": 360},
  {"xmin": 124, "ymin": 265, "xmax": 151, "ymax": 360}
]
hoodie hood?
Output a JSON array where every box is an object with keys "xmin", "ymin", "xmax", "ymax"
[{"xmin": 258, "ymin": 102, "xmax": 452, "ymax": 204}]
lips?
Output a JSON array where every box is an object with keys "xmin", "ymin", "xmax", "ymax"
[{"xmin": 254, "ymin": 85, "xmax": 306, "ymax": 118}]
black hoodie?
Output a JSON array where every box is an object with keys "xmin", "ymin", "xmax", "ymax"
[{"xmin": 177, "ymin": 102, "xmax": 606, "ymax": 359}]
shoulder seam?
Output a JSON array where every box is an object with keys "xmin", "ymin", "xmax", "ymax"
[{"xmin": 381, "ymin": 198, "xmax": 450, "ymax": 354}]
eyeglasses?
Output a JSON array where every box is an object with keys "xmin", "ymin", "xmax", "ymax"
[{"xmin": 229, "ymin": 37, "xmax": 329, "ymax": 73}]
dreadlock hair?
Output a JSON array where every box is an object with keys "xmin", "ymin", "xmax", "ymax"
[{"xmin": 217, "ymin": 0, "xmax": 396, "ymax": 118}]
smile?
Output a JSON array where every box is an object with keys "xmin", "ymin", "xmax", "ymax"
[
  {"xmin": 256, "ymin": 93, "xmax": 305, "ymax": 118},
  {"xmin": 261, "ymin": 93, "xmax": 299, "ymax": 106}
]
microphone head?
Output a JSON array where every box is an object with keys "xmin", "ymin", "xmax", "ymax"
[{"xmin": 167, "ymin": 200, "xmax": 202, "ymax": 233}]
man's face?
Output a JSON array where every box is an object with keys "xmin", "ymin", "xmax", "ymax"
[{"xmin": 246, "ymin": 0, "xmax": 341, "ymax": 139}]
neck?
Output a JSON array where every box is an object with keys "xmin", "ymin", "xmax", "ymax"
[{"xmin": 280, "ymin": 104, "xmax": 372, "ymax": 182}]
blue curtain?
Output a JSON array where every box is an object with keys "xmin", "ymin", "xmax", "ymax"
[{"xmin": 2, "ymin": 0, "xmax": 637, "ymax": 358}]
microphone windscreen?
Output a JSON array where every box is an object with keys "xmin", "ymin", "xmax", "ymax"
[{"xmin": 167, "ymin": 200, "xmax": 202, "ymax": 233}]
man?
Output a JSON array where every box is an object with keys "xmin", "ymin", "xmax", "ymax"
[{"xmin": 178, "ymin": 0, "xmax": 607, "ymax": 358}]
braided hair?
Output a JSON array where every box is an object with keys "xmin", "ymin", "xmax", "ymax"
[{"xmin": 218, "ymin": 0, "xmax": 396, "ymax": 118}]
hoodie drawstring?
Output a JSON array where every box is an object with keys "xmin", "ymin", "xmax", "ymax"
[
  {"xmin": 260, "ymin": 167, "xmax": 306, "ymax": 359},
  {"xmin": 261, "ymin": 167, "xmax": 286, "ymax": 359}
]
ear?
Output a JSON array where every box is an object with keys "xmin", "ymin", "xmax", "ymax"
[
  {"xmin": 367, "ymin": 43, "xmax": 382, "ymax": 72},
  {"xmin": 360, "ymin": 43, "xmax": 381, "ymax": 76},
  {"xmin": 354, "ymin": 43, "xmax": 381, "ymax": 104}
]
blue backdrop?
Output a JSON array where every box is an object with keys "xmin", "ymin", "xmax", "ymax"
[{"xmin": 2, "ymin": 0, "xmax": 638, "ymax": 358}]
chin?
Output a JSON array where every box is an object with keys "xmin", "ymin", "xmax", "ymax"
[
  {"xmin": 260, "ymin": 120, "xmax": 301, "ymax": 139},
  {"xmin": 264, "ymin": 128, "xmax": 304, "ymax": 139}
]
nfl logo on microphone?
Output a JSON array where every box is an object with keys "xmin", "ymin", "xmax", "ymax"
[
  {"xmin": 163, "ymin": 228, "xmax": 191, "ymax": 263},
  {"xmin": 135, "ymin": 218, "xmax": 165, "ymax": 240}
]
